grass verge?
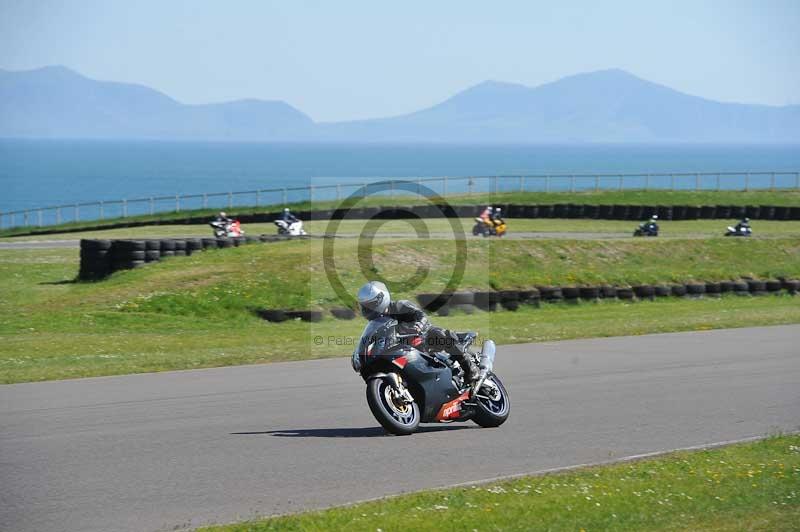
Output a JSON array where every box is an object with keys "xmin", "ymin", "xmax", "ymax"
[{"xmin": 202, "ymin": 434, "xmax": 800, "ymax": 531}]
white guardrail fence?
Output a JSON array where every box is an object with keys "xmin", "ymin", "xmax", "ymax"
[{"xmin": 2, "ymin": 171, "xmax": 799, "ymax": 229}]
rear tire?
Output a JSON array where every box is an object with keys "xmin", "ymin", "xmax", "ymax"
[
  {"xmin": 366, "ymin": 376, "xmax": 420, "ymax": 435},
  {"xmin": 472, "ymin": 374, "xmax": 510, "ymax": 428}
]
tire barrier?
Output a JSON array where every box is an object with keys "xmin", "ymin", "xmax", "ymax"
[
  {"xmin": 330, "ymin": 307, "xmax": 357, "ymax": 320},
  {"xmin": 257, "ymin": 277, "xmax": 799, "ymax": 323},
  {"xmin": 633, "ymin": 285, "xmax": 655, "ymax": 300},
  {"xmin": 78, "ymin": 234, "xmax": 285, "ymax": 280}
]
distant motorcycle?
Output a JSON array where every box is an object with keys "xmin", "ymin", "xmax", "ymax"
[
  {"xmin": 352, "ymin": 316, "xmax": 510, "ymax": 435},
  {"xmin": 209, "ymin": 219, "xmax": 245, "ymax": 238},
  {"xmin": 633, "ymin": 221, "xmax": 659, "ymax": 237},
  {"xmin": 472, "ymin": 217, "xmax": 507, "ymax": 237},
  {"xmin": 274, "ymin": 219, "xmax": 307, "ymax": 236},
  {"xmin": 725, "ymin": 225, "xmax": 752, "ymax": 237}
]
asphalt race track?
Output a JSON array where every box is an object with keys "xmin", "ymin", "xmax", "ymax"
[{"xmin": 1, "ymin": 325, "xmax": 798, "ymax": 532}]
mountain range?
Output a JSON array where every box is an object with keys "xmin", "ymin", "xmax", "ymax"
[{"xmin": 1, "ymin": 65, "xmax": 798, "ymax": 142}]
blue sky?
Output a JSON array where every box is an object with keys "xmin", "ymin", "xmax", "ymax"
[{"xmin": 1, "ymin": 0, "xmax": 798, "ymax": 121}]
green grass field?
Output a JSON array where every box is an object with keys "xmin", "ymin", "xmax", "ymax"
[
  {"xmin": 2, "ymin": 188, "xmax": 798, "ymax": 238},
  {"xmin": 1, "ymin": 235, "xmax": 799, "ymax": 383},
  {"xmin": 202, "ymin": 434, "xmax": 800, "ymax": 532}
]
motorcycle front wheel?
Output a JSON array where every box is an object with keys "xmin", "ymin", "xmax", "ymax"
[
  {"xmin": 366, "ymin": 376, "xmax": 420, "ymax": 435},
  {"xmin": 472, "ymin": 374, "xmax": 510, "ymax": 428}
]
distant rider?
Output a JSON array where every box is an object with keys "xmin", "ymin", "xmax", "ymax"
[
  {"xmin": 282, "ymin": 207, "xmax": 299, "ymax": 225},
  {"xmin": 357, "ymin": 281, "xmax": 479, "ymax": 385},
  {"xmin": 215, "ymin": 211, "xmax": 232, "ymax": 225},
  {"xmin": 491, "ymin": 207, "xmax": 504, "ymax": 225},
  {"xmin": 479, "ymin": 205, "xmax": 493, "ymax": 227},
  {"xmin": 645, "ymin": 214, "xmax": 658, "ymax": 231},
  {"xmin": 735, "ymin": 217, "xmax": 751, "ymax": 233}
]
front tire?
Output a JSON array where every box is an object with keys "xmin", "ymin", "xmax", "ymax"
[
  {"xmin": 366, "ymin": 377, "xmax": 420, "ymax": 435},
  {"xmin": 473, "ymin": 374, "xmax": 510, "ymax": 428}
]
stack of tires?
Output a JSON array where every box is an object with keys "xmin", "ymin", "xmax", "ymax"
[
  {"xmin": 79, "ymin": 239, "xmax": 113, "ymax": 280},
  {"xmin": 111, "ymin": 240, "xmax": 146, "ymax": 272}
]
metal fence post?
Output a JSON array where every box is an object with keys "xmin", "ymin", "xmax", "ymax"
[
  {"xmin": 645, "ymin": 174, "xmax": 650, "ymax": 190},
  {"xmin": 770, "ymin": 172, "xmax": 776, "ymax": 190},
  {"xmin": 24, "ymin": 210, "xmax": 29, "ymax": 226},
  {"xmin": 493, "ymin": 176, "xmax": 498, "ymax": 194},
  {"xmin": 670, "ymin": 174, "xmax": 675, "ymax": 190},
  {"xmin": 227, "ymin": 192, "xmax": 232, "ymax": 208},
  {"xmin": 336, "ymin": 184, "xmax": 341, "ymax": 201},
  {"xmin": 202, "ymin": 194, "xmax": 208, "ymax": 209},
  {"xmin": 594, "ymin": 175, "xmax": 600, "ymax": 192},
  {"xmin": 570, "ymin": 174, "xmax": 575, "ymax": 192},
  {"xmin": 695, "ymin": 174, "xmax": 700, "ymax": 191},
  {"xmin": 122, "ymin": 200, "xmax": 127, "ymax": 218},
  {"xmin": 37, "ymin": 210, "xmax": 43, "ymax": 226},
  {"xmin": 796, "ymin": 172, "xmax": 800, "ymax": 189},
  {"xmin": 282, "ymin": 188, "xmax": 287, "ymax": 204},
  {"xmin": 716, "ymin": 174, "xmax": 720, "ymax": 191},
  {"xmin": 176, "ymin": 195, "xmax": 181, "ymax": 212},
  {"xmin": 99, "ymin": 201, "xmax": 104, "ymax": 220},
  {"xmin": 443, "ymin": 176, "xmax": 447, "ymax": 197},
  {"xmin": 745, "ymin": 172, "xmax": 750, "ymax": 191},
  {"xmin": 309, "ymin": 185, "xmax": 314, "ymax": 204},
  {"xmin": 56, "ymin": 207, "xmax": 61, "ymax": 225},
  {"xmin": 519, "ymin": 176, "xmax": 524, "ymax": 192},
  {"xmin": 256, "ymin": 190, "xmax": 261, "ymax": 206},
  {"xmin": 545, "ymin": 175, "xmax": 550, "ymax": 193},
  {"xmin": 618, "ymin": 175, "xmax": 623, "ymax": 191},
  {"xmin": 149, "ymin": 198, "xmax": 154, "ymax": 215}
]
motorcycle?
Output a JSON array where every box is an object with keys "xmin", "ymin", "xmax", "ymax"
[
  {"xmin": 352, "ymin": 316, "xmax": 510, "ymax": 435},
  {"xmin": 209, "ymin": 219, "xmax": 245, "ymax": 238},
  {"xmin": 274, "ymin": 219, "xmax": 307, "ymax": 236},
  {"xmin": 472, "ymin": 217, "xmax": 507, "ymax": 237},
  {"xmin": 633, "ymin": 221, "xmax": 659, "ymax": 237},
  {"xmin": 725, "ymin": 225, "xmax": 752, "ymax": 237}
]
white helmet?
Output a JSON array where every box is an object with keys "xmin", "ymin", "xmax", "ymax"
[
  {"xmin": 284, "ymin": 208, "xmax": 290, "ymax": 213},
  {"xmin": 652, "ymin": 214, "xmax": 659, "ymax": 220},
  {"xmin": 219, "ymin": 211, "xmax": 227, "ymax": 217},
  {"xmin": 357, "ymin": 281, "xmax": 390, "ymax": 318}
]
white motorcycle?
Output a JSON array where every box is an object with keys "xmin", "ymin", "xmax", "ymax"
[
  {"xmin": 274, "ymin": 219, "xmax": 307, "ymax": 236},
  {"xmin": 725, "ymin": 225, "xmax": 752, "ymax": 237}
]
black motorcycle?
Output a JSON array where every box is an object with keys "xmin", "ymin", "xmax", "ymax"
[
  {"xmin": 351, "ymin": 316, "xmax": 510, "ymax": 435},
  {"xmin": 633, "ymin": 221, "xmax": 659, "ymax": 237}
]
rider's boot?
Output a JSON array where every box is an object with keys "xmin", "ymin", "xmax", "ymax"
[{"xmin": 449, "ymin": 349, "xmax": 480, "ymax": 387}]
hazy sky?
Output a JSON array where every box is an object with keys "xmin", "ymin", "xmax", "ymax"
[{"xmin": 1, "ymin": 1, "xmax": 798, "ymax": 121}]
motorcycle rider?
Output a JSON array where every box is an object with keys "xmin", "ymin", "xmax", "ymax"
[
  {"xmin": 215, "ymin": 211, "xmax": 232, "ymax": 225},
  {"xmin": 282, "ymin": 207, "xmax": 299, "ymax": 225},
  {"xmin": 734, "ymin": 217, "xmax": 751, "ymax": 233},
  {"xmin": 479, "ymin": 205, "xmax": 493, "ymax": 224},
  {"xmin": 357, "ymin": 281, "xmax": 480, "ymax": 385},
  {"xmin": 642, "ymin": 214, "xmax": 658, "ymax": 232},
  {"xmin": 491, "ymin": 207, "xmax": 504, "ymax": 225}
]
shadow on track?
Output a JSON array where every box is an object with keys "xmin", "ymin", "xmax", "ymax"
[{"xmin": 231, "ymin": 425, "xmax": 475, "ymax": 438}]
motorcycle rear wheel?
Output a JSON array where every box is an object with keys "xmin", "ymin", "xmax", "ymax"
[
  {"xmin": 366, "ymin": 377, "xmax": 420, "ymax": 435},
  {"xmin": 473, "ymin": 374, "xmax": 510, "ymax": 428}
]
